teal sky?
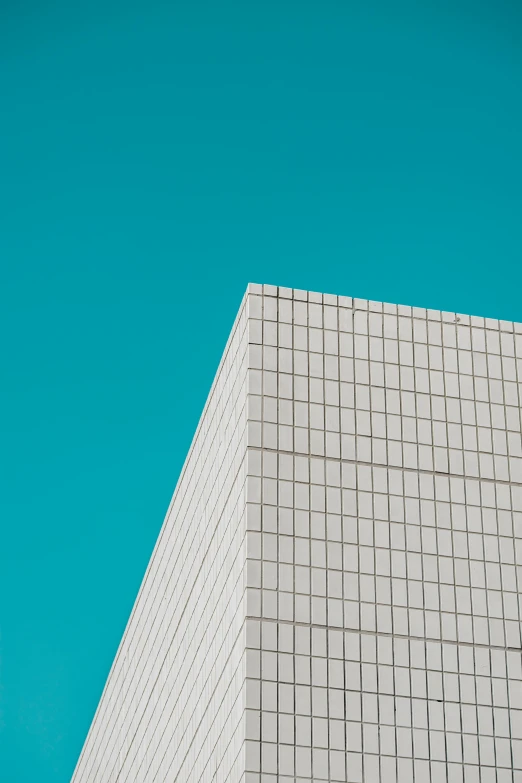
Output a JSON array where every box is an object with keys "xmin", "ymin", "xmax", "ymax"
[{"xmin": 1, "ymin": 1, "xmax": 521, "ymax": 780}]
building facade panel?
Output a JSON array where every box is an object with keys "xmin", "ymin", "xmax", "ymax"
[
  {"xmin": 72, "ymin": 292, "xmax": 250, "ymax": 783},
  {"xmin": 73, "ymin": 284, "xmax": 522, "ymax": 783},
  {"xmin": 242, "ymin": 284, "xmax": 522, "ymax": 782}
]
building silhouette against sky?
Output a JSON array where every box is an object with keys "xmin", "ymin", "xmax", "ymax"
[{"xmin": 72, "ymin": 284, "xmax": 522, "ymax": 783}]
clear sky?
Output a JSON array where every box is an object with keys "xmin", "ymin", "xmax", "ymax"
[{"xmin": 1, "ymin": 0, "xmax": 521, "ymax": 780}]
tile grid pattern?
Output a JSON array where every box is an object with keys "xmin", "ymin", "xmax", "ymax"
[
  {"xmin": 72, "ymin": 293, "xmax": 250, "ymax": 783},
  {"xmin": 72, "ymin": 283, "xmax": 522, "ymax": 783},
  {"xmin": 243, "ymin": 283, "xmax": 522, "ymax": 783}
]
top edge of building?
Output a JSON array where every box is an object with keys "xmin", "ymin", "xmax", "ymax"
[{"xmin": 245, "ymin": 282, "xmax": 522, "ymax": 333}]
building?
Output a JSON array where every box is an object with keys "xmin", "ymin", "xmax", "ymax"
[{"xmin": 71, "ymin": 284, "xmax": 522, "ymax": 783}]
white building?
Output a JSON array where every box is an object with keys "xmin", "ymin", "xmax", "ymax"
[{"xmin": 72, "ymin": 284, "xmax": 522, "ymax": 783}]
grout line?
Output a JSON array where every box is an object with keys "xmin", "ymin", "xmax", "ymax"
[
  {"xmin": 247, "ymin": 445, "xmax": 522, "ymax": 488},
  {"xmin": 245, "ymin": 616, "xmax": 522, "ymax": 653}
]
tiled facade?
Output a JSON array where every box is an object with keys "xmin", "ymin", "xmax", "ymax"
[
  {"xmin": 71, "ymin": 292, "xmax": 249, "ymax": 783},
  {"xmin": 72, "ymin": 284, "xmax": 522, "ymax": 783}
]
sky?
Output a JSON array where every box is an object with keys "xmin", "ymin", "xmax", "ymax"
[{"xmin": 1, "ymin": 0, "xmax": 521, "ymax": 780}]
